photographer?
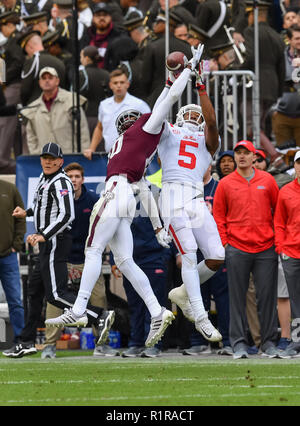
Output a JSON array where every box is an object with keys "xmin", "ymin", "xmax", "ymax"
[{"xmin": 272, "ymin": 24, "xmax": 300, "ymax": 148}]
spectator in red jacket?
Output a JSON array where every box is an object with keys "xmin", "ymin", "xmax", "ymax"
[
  {"xmin": 274, "ymin": 150, "xmax": 300, "ymax": 357},
  {"xmin": 213, "ymin": 140, "xmax": 280, "ymax": 359}
]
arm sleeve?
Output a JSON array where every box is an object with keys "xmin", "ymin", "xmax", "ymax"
[
  {"xmin": 12, "ymin": 187, "xmax": 26, "ymax": 252},
  {"xmin": 134, "ymin": 178, "xmax": 162, "ymax": 230},
  {"xmin": 143, "ymin": 68, "xmax": 192, "ymax": 134},
  {"xmin": 274, "ymin": 192, "xmax": 287, "ymax": 254},
  {"xmin": 152, "ymin": 87, "xmax": 170, "ymax": 113}
]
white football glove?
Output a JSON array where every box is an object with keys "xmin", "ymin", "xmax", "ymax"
[
  {"xmin": 188, "ymin": 43, "xmax": 204, "ymax": 71},
  {"xmin": 156, "ymin": 228, "xmax": 172, "ymax": 249},
  {"xmin": 194, "ymin": 60, "xmax": 205, "ymax": 87}
]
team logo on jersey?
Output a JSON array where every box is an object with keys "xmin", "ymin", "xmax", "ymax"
[
  {"xmin": 59, "ymin": 189, "xmax": 69, "ymax": 197},
  {"xmin": 183, "ymin": 134, "xmax": 197, "ymax": 141},
  {"xmin": 104, "ymin": 190, "xmax": 115, "ymax": 202}
]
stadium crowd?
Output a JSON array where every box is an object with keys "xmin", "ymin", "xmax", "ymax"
[{"xmin": 0, "ymin": 0, "xmax": 300, "ymax": 360}]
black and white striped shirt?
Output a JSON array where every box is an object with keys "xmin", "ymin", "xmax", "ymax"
[{"xmin": 26, "ymin": 168, "xmax": 75, "ymax": 240}]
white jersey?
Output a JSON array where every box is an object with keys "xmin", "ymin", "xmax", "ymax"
[
  {"xmin": 158, "ymin": 122, "xmax": 213, "ymax": 218},
  {"xmin": 158, "ymin": 122, "xmax": 212, "ymax": 190}
]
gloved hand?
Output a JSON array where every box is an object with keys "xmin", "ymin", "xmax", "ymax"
[
  {"xmin": 155, "ymin": 228, "xmax": 172, "ymax": 248},
  {"xmin": 188, "ymin": 44, "xmax": 204, "ymax": 71},
  {"xmin": 194, "ymin": 60, "xmax": 206, "ymax": 90}
]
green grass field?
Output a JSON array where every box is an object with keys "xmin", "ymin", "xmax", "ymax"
[{"xmin": 1, "ymin": 351, "xmax": 300, "ymax": 406}]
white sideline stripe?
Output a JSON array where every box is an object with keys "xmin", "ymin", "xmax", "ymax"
[
  {"xmin": 2, "ymin": 390, "xmax": 300, "ymax": 404},
  {"xmin": 0, "ymin": 377, "xmax": 296, "ymax": 385}
]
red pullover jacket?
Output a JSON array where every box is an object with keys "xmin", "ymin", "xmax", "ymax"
[
  {"xmin": 274, "ymin": 178, "xmax": 300, "ymax": 259},
  {"xmin": 213, "ymin": 168, "xmax": 279, "ymax": 253}
]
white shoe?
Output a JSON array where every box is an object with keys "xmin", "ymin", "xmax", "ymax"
[
  {"xmin": 96, "ymin": 310, "xmax": 115, "ymax": 345},
  {"xmin": 145, "ymin": 307, "xmax": 175, "ymax": 348},
  {"xmin": 41, "ymin": 344, "xmax": 56, "ymax": 359},
  {"xmin": 195, "ymin": 317, "xmax": 222, "ymax": 342},
  {"xmin": 45, "ymin": 308, "xmax": 88, "ymax": 328},
  {"xmin": 168, "ymin": 284, "xmax": 195, "ymax": 322}
]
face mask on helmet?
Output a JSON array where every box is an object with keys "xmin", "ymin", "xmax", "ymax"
[
  {"xmin": 175, "ymin": 104, "xmax": 205, "ymax": 131},
  {"xmin": 115, "ymin": 110, "xmax": 142, "ymax": 135}
]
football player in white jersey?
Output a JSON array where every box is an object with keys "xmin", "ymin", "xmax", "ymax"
[{"xmin": 158, "ymin": 65, "xmax": 225, "ymax": 342}]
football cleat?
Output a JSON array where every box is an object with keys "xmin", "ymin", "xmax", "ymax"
[
  {"xmin": 45, "ymin": 308, "xmax": 88, "ymax": 328},
  {"xmin": 145, "ymin": 307, "xmax": 175, "ymax": 348},
  {"xmin": 168, "ymin": 284, "xmax": 195, "ymax": 322},
  {"xmin": 195, "ymin": 316, "xmax": 222, "ymax": 342},
  {"xmin": 96, "ymin": 310, "xmax": 115, "ymax": 345},
  {"xmin": 3, "ymin": 343, "xmax": 37, "ymax": 358}
]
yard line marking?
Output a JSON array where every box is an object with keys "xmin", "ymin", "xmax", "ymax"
[
  {"xmin": 2, "ymin": 390, "xmax": 300, "ymax": 405},
  {"xmin": 0, "ymin": 378, "xmax": 297, "ymax": 386}
]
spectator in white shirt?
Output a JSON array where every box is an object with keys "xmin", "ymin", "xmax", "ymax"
[{"xmin": 83, "ymin": 68, "xmax": 150, "ymax": 156}]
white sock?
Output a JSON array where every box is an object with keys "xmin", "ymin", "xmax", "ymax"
[
  {"xmin": 181, "ymin": 253, "xmax": 207, "ymax": 321},
  {"xmin": 72, "ymin": 247, "xmax": 103, "ymax": 317},
  {"xmin": 197, "ymin": 260, "xmax": 217, "ymax": 285},
  {"xmin": 118, "ymin": 258, "xmax": 161, "ymax": 318}
]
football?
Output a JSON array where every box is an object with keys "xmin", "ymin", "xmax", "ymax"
[{"xmin": 165, "ymin": 51, "xmax": 186, "ymax": 76}]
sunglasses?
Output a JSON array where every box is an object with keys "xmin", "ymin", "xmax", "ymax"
[{"xmin": 254, "ymin": 157, "xmax": 265, "ymax": 163}]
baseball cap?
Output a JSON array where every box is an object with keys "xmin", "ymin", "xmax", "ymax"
[
  {"xmin": 234, "ymin": 140, "xmax": 256, "ymax": 154},
  {"xmin": 294, "ymin": 150, "xmax": 300, "ymax": 162},
  {"xmin": 39, "ymin": 66, "xmax": 58, "ymax": 79},
  {"xmin": 40, "ymin": 142, "xmax": 63, "ymax": 158},
  {"xmin": 92, "ymin": 2, "xmax": 112, "ymax": 14},
  {"xmin": 255, "ymin": 149, "xmax": 266, "ymax": 159}
]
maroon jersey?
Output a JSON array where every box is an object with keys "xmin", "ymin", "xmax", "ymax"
[{"xmin": 106, "ymin": 113, "xmax": 164, "ymax": 183}]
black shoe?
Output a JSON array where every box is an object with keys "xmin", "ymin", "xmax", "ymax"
[
  {"xmin": 2, "ymin": 342, "xmax": 37, "ymax": 358},
  {"xmin": 96, "ymin": 310, "xmax": 115, "ymax": 345}
]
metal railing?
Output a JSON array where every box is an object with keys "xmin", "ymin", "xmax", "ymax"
[{"xmin": 173, "ymin": 69, "xmax": 260, "ymax": 151}]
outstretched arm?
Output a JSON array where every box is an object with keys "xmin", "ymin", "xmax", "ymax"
[
  {"xmin": 144, "ymin": 44, "xmax": 204, "ymax": 135},
  {"xmin": 195, "ymin": 62, "xmax": 220, "ymax": 157},
  {"xmin": 152, "ymin": 73, "xmax": 175, "ymax": 113},
  {"xmin": 143, "ymin": 68, "xmax": 191, "ymax": 134}
]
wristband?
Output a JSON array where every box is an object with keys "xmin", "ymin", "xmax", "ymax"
[
  {"xmin": 165, "ymin": 78, "xmax": 173, "ymax": 88},
  {"xmin": 199, "ymin": 92, "xmax": 207, "ymax": 96},
  {"xmin": 196, "ymin": 83, "xmax": 206, "ymax": 91}
]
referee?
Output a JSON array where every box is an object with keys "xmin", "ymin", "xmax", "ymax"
[{"xmin": 12, "ymin": 143, "xmax": 114, "ymax": 355}]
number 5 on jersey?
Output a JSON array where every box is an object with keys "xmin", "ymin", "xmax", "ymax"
[{"xmin": 178, "ymin": 140, "xmax": 198, "ymax": 169}]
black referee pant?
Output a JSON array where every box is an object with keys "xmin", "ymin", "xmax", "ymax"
[{"xmin": 39, "ymin": 231, "xmax": 102, "ymax": 322}]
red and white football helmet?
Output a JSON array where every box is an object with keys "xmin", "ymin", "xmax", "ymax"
[{"xmin": 175, "ymin": 104, "xmax": 205, "ymax": 132}]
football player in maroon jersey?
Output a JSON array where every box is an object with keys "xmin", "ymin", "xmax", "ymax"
[{"xmin": 46, "ymin": 44, "xmax": 204, "ymax": 348}]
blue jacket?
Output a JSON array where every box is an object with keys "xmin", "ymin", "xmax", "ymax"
[
  {"xmin": 69, "ymin": 184, "xmax": 99, "ymax": 264},
  {"xmin": 215, "ymin": 150, "xmax": 236, "ymax": 180}
]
